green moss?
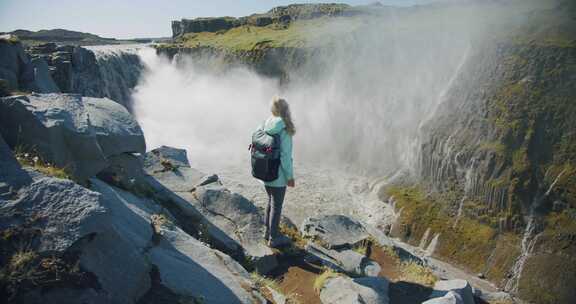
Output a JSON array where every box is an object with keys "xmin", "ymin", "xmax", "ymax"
[
  {"xmin": 388, "ymin": 186, "xmax": 498, "ymax": 273},
  {"xmin": 174, "ymin": 17, "xmax": 362, "ymax": 51},
  {"xmin": 518, "ymin": 253, "xmax": 576, "ymax": 304},
  {"xmin": 485, "ymin": 233, "xmax": 521, "ymax": 284}
]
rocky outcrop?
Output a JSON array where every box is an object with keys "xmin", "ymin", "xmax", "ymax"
[
  {"xmin": 0, "ymin": 38, "xmax": 59, "ymax": 94},
  {"xmin": 319, "ymin": 276, "xmax": 390, "ymax": 304},
  {"xmin": 171, "ymin": 3, "xmax": 360, "ymax": 38},
  {"xmin": 142, "ymin": 146, "xmax": 278, "ymax": 274},
  {"xmin": 0, "ymin": 93, "xmax": 265, "ymax": 303},
  {"xmin": 405, "ymin": 39, "xmax": 576, "ymax": 304},
  {"xmin": 301, "ymin": 214, "xmax": 370, "ymax": 249},
  {"xmin": 26, "ymin": 43, "xmax": 143, "ymax": 108},
  {"xmin": 306, "ymin": 243, "xmax": 381, "ymax": 277},
  {"xmin": 0, "ymin": 93, "xmax": 145, "ymax": 181}
]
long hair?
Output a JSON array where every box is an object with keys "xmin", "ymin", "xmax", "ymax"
[{"xmin": 271, "ymin": 97, "xmax": 296, "ymax": 136}]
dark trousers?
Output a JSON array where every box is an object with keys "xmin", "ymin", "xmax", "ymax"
[{"xmin": 264, "ymin": 186, "xmax": 286, "ymax": 241}]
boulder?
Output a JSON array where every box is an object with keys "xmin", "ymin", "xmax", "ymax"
[
  {"xmin": 306, "ymin": 243, "xmax": 381, "ymax": 277},
  {"xmin": 143, "ymin": 148, "xmax": 206, "ymax": 193},
  {"xmin": 301, "ymin": 215, "xmax": 370, "ymax": 249},
  {"xmin": 319, "ymin": 276, "xmax": 390, "ymax": 304},
  {"xmin": 144, "ymin": 145, "xmax": 190, "ymax": 172},
  {"xmin": 0, "ymin": 175, "xmax": 107, "ymax": 252},
  {"xmin": 430, "ymin": 279, "xmax": 475, "ymax": 304},
  {"xmin": 423, "ymin": 291, "xmax": 464, "ymax": 304},
  {"xmin": 96, "ymin": 153, "xmax": 150, "ymax": 194},
  {"xmin": 84, "ymin": 97, "xmax": 145, "ymax": 156},
  {"xmin": 0, "ymin": 93, "xmax": 145, "ymax": 180}
]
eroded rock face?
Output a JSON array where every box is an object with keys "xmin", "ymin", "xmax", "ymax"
[
  {"xmin": 0, "ymin": 39, "xmax": 59, "ymax": 94},
  {"xmin": 0, "ymin": 39, "xmax": 33, "ymax": 90},
  {"xmin": 26, "ymin": 43, "xmax": 143, "ymax": 108},
  {"xmin": 0, "ymin": 93, "xmax": 145, "ymax": 180},
  {"xmin": 319, "ymin": 276, "xmax": 390, "ymax": 304},
  {"xmin": 301, "ymin": 214, "xmax": 370, "ymax": 249}
]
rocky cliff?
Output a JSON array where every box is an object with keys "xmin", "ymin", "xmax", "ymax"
[
  {"xmin": 0, "ymin": 39, "xmax": 144, "ymax": 109},
  {"xmin": 171, "ymin": 3, "xmax": 359, "ymax": 38},
  {"xmin": 386, "ymin": 3, "xmax": 576, "ymax": 303}
]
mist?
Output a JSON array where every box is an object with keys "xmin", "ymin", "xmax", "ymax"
[{"xmin": 132, "ymin": 1, "xmax": 543, "ymax": 176}]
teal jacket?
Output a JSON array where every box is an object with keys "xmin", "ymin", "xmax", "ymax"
[{"xmin": 261, "ymin": 116, "xmax": 294, "ymax": 187}]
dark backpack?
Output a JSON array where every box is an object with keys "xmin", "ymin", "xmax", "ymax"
[{"xmin": 250, "ymin": 128, "xmax": 281, "ymax": 182}]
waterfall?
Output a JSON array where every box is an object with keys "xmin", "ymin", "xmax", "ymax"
[
  {"xmin": 132, "ymin": 15, "xmax": 472, "ymax": 176},
  {"xmin": 505, "ymin": 168, "xmax": 566, "ymax": 293},
  {"xmin": 504, "ymin": 213, "xmax": 541, "ymax": 293},
  {"xmin": 84, "ymin": 45, "xmax": 147, "ymax": 110}
]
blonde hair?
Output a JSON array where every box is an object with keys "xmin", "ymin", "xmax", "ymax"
[{"xmin": 271, "ymin": 97, "xmax": 296, "ymax": 136}]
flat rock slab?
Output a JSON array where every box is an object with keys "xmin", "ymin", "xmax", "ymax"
[
  {"xmin": 150, "ymin": 224, "xmax": 264, "ymax": 304},
  {"xmin": 320, "ymin": 276, "xmax": 390, "ymax": 304},
  {"xmin": 306, "ymin": 243, "xmax": 381, "ymax": 277},
  {"xmin": 430, "ymin": 279, "xmax": 474, "ymax": 304},
  {"xmin": 144, "ymin": 146, "xmax": 277, "ymax": 274},
  {"xmin": 301, "ymin": 214, "xmax": 370, "ymax": 249}
]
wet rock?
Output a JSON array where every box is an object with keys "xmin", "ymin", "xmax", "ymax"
[
  {"xmin": 430, "ymin": 279, "xmax": 474, "ymax": 304},
  {"xmin": 423, "ymin": 291, "xmax": 464, "ymax": 304},
  {"xmin": 306, "ymin": 243, "xmax": 381, "ymax": 277},
  {"xmin": 320, "ymin": 276, "xmax": 390, "ymax": 304},
  {"xmin": 301, "ymin": 214, "xmax": 370, "ymax": 249}
]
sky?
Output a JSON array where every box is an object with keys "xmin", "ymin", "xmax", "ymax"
[{"xmin": 0, "ymin": 0, "xmax": 438, "ymax": 39}]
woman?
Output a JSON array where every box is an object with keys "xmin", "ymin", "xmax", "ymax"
[{"xmin": 261, "ymin": 97, "xmax": 295, "ymax": 248}]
